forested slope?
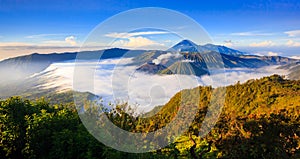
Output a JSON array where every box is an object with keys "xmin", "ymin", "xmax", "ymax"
[{"xmin": 0, "ymin": 75, "xmax": 299, "ymax": 158}]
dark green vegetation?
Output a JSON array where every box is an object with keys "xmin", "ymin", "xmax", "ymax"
[{"xmin": 1, "ymin": 75, "xmax": 299, "ymax": 159}]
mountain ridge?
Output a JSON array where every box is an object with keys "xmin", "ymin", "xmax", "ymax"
[
  {"xmin": 136, "ymin": 50, "xmax": 297, "ymax": 76},
  {"xmin": 0, "ymin": 48, "xmax": 138, "ymax": 84},
  {"xmin": 0, "ymin": 39, "xmax": 298, "ymax": 86},
  {"xmin": 168, "ymin": 39, "xmax": 246, "ymax": 56}
]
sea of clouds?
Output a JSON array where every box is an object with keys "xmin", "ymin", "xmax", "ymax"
[{"xmin": 37, "ymin": 58, "xmax": 288, "ymax": 112}]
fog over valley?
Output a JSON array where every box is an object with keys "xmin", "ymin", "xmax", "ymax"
[{"xmin": 28, "ymin": 57, "xmax": 288, "ymax": 112}]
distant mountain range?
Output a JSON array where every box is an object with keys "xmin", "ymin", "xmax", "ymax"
[
  {"xmin": 135, "ymin": 40, "xmax": 298, "ymax": 75},
  {"xmin": 168, "ymin": 39, "xmax": 245, "ymax": 56},
  {"xmin": 0, "ymin": 48, "xmax": 141, "ymax": 84},
  {"xmin": 0, "ymin": 40, "xmax": 297, "ymax": 80},
  {"xmin": 0, "ymin": 39, "xmax": 299, "ymax": 98}
]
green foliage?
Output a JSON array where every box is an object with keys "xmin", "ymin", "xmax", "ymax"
[
  {"xmin": 0, "ymin": 97, "xmax": 106, "ymax": 159},
  {"xmin": 0, "ymin": 97, "xmax": 32, "ymax": 158},
  {"xmin": 0, "ymin": 75, "xmax": 299, "ymax": 158}
]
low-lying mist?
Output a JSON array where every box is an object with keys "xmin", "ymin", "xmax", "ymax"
[{"xmin": 33, "ymin": 58, "xmax": 288, "ymax": 112}]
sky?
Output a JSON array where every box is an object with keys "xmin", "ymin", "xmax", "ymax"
[{"xmin": 0, "ymin": 0, "xmax": 300, "ymax": 60}]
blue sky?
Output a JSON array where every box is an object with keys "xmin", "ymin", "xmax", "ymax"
[{"xmin": 0, "ymin": 0, "xmax": 300, "ymax": 59}]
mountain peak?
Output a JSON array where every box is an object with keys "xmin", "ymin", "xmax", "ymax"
[
  {"xmin": 176, "ymin": 39, "xmax": 197, "ymax": 46},
  {"xmin": 168, "ymin": 40, "xmax": 245, "ymax": 56},
  {"xmin": 168, "ymin": 39, "xmax": 198, "ymax": 52}
]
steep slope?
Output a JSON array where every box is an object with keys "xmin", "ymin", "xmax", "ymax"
[
  {"xmin": 145, "ymin": 75, "xmax": 300, "ymax": 123},
  {"xmin": 159, "ymin": 61, "xmax": 208, "ymax": 76},
  {"xmin": 139, "ymin": 75, "xmax": 300, "ymax": 159},
  {"xmin": 1, "ymin": 77, "xmax": 299, "ymax": 159}
]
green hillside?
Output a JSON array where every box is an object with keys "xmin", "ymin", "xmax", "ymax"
[
  {"xmin": 144, "ymin": 74, "xmax": 299, "ymax": 127},
  {"xmin": 0, "ymin": 75, "xmax": 299, "ymax": 158}
]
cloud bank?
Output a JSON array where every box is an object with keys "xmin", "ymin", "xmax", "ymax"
[
  {"xmin": 35, "ymin": 58, "xmax": 289, "ymax": 113},
  {"xmin": 285, "ymin": 30, "xmax": 300, "ymax": 37},
  {"xmin": 152, "ymin": 52, "xmax": 181, "ymax": 65},
  {"xmin": 249, "ymin": 41, "xmax": 275, "ymax": 47},
  {"xmin": 286, "ymin": 40, "xmax": 300, "ymax": 47},
  {"xmin": 65, "ymin": 36, "xmax": 77, "ymax": 46},
  {"xmin": 105, "ymin": 31, "xmax": 169, "ymax": 39}
]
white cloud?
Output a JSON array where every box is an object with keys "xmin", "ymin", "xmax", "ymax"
[
  {"xmin": 65, "ymin": 36, "xmax": 77, "ymax": 46},
  {"xmin": 106, "ymin": 31, "xmax": 170, "ymax": 49},
  {"xmin": 230, "ymin": 31, "xmax": 273, "ymax": 36},
  {"xmin": 105, "ymin": 31, "xmax": 169, "ymax": 39},
  {"xmin": 253, "ymin": 51, "xmax": 281, "ymax": 56},
  {"xmin": 41, "ymin": 40, "xmax": 67, "ymax": 46},
  {"xmin": 25, "ymin": 33, "xmax": 66, "ymax": 39},
  {"xmin": 45, "ymin": 58, "xmax": 200, "ymax": 112},
  {"xmin": 40, "ymin": 36, "xmax": 78, "ymax": 46},
  {"xmin": 223, "ymin": 40, "xmax": 233, "ymax": 47},
  {"xmin": 0, "ymin": 41, "xmax": 81, "ymax": 61},
  {"xmin": 0, "ymin": 41, "xmax": 80, "ymax": 48},
  {"xmin": 152, "ymin": 52, "xmax": 181, "ymax": 65},
  {"xmin": 286, "ymin": 40, "xmax": 300, "ymax": 47},
  {"xmin": 267, "ymin": 51, "xmax": 279, "ymax": 56},
  {"xmin": 249, "ymin": 41, "xmax": 275, "ymax": 47},
  {"xmin": 290, "ymin": 56, "xmax": 300, "ymax": 59},
  {"xmin": 0, "ymin": 42, "xmax": 31, "ymax": 47},
  {"xmin": 112, "ymin": 36, "xmax": 164, "ymax": 49},
  {"xmin": 200, "ymin": 66, "xmax": 288, "ymax": 88},
  {"xmin": 37, "ymin": 57, "xmax": 289, "ymax": 113},
  {"xmin": 125, "ymin": 37, "xmax": 156, "ymax": 47},
  {"xmin": 284, "ymin": 30, "xmax": 300, "ymax": 37},
  {"xmin": 0, "ymin": 39, "xmax": 112, "ymax": 61}
]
